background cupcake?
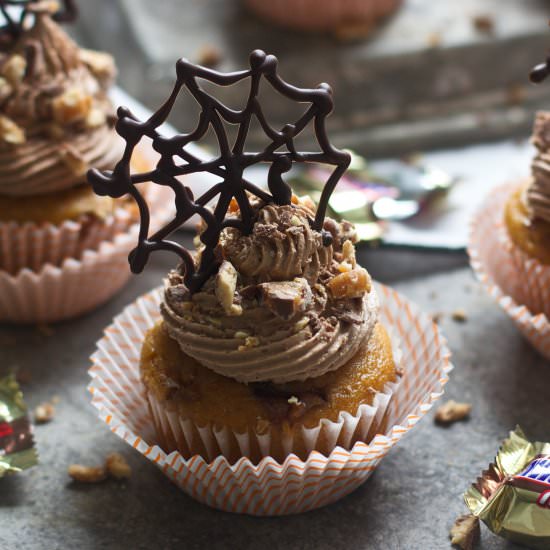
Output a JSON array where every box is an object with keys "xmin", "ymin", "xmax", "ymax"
[
  {"xmin": 0, "ymin": 3, "xmax": 161, "ymax": 322},
  {"xmin": 243, "ymin": 0, "xmax": 403, "ymax": 36},
  {"xmin": 469, "ymin": 108, "xmax": 550, "ymax": 357}
]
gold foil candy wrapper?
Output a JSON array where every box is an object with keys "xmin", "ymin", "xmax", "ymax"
[
  {"xmin": 0, "ymin": 374, "xmax": 37, "ymax": 476},
  {"xmin": 465, "ymin": 427, "xmax": 550, "ymax": 549}
]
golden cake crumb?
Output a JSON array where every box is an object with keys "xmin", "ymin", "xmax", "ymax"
[
  {"xmin": 450, "ymin": 514, "xmax": 480, "ymax": 549},
  {"xmin": 435, "ymin": 400, "xmax": 472, "ymax": 425},
  {"xmin": 451, "ymin": 309, "xmax": 467, "ymax": 323},
  {"xmin": 105, "ymin": 453, "xmax": 132, "ymax": 480},
  {"xmin": 34, "ymin": 402, "xmax": 55, "ymax": 424},
  {"xmin": 68, "ymin": 464, "xmax": 107, "ymax": 483}
]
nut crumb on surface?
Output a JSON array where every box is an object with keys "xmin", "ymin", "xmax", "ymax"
[
  {"xmin": 452, "ymin": 309, "xmax": 467, "ymax": 323},
  {"xmin": 69, "ymin": 453, "xmax": 132, "ymax": 483},
  {"xmin": 68, "ymin": 464, "xmax": 107, "ymax": 483},
  {"xmin": 450, "ymin": 514, "xmax": 480, "ymax": 549},
  {"xmin": 105, "ymin": 453, "xmax": 132, "ymax": 480},
  {"xmin": 34, "ymin": 402, "xmax": 55, "ymax": 424},
  {"xmin": 435, "ymin": 400, "xmax": 472, "ymax": 425},
  {"xmin": 472, "ymin": 14, "xmax": 494, "ymax": 35}
]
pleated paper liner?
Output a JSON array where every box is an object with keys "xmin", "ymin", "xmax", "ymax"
[
  {"xmin": 145, "ymin": 327, "xmax": 402, "ymax": 464},
  {"xmin": 89, "ymin": 283, "xmax": 452, "ymax": 515},
  {"xmin": 0, "ymin": 207, "xmax": 132, "ymax": 275},
  {"xmin": 244, "ymin": 0, "xmax": 402, "ymax": 31},
  {"xmin": 468, "ymin": 182, "xmax": 550, "ymax": 359},
  {"xmin": 0, "ymin": 185, "xmax": 173, "ymax": 324}
]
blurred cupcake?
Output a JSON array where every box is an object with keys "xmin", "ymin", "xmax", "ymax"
[
  {"xmin": 88, "ymin": 50, "xmax": 451, "ymax": 514},
  {"xmin": 469, "ymin": 112, "xmax": 550, "ymax": 357},
  {"xmin": 0, "ymin": 4, "xmax": 155, "ymax": 322},
  {"xmin": 243, "ymin": 0, "xmax": 403, "ymax": 37}
]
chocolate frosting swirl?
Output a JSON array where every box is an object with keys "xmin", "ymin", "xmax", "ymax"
[
  {"xmin": 162, "ymin": 201, "xmax": 379, "ymax": 383},
  {"xmin": 0, "ymin": 11, "xmax": 123, "ymax": 197},
  {"xmin": 527, "ymin": 112, "xmax": 550, "ymax": 223}
]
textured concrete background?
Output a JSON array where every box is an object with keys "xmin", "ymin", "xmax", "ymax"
[{"xmin": 1, "ymin": 245, "xmax": 547, "ymax": 550}]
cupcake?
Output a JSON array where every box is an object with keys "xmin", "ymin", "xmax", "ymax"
[
  {"xmin": 243, "ymin": 0, "xmax": 402, "ymax": 36},
  {"xmin": 504, "ymin": 112, "xmax": 550, "ymax": 298},
  {"xmin": 468, "ymin": 60, "xmax": 550, "ymax": 357},
  {"xmin": 0, "ymin": 3, "xmax": 159, "ymax": 322},
  {"xmin": 88, "ymin": 50, "xmax": 452, "ymax": 514},
  {"xmin": 141, "ymin": 196, "xmax": 398, "ymax": 463}
]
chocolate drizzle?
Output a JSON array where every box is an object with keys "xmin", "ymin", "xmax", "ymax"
[
  {"xmin": 88, "ymin": 49, "xmax": 351, "ymax": 293},
  {"xmin": 0, "ymin": 0, "xmax": 77, "ymax": 49},
  {"xmin": 530, "ymin": 50, "xmax": 550, "ymax": 83}
]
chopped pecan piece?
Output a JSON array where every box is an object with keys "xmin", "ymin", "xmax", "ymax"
[
  {"xmin": 434, "ymin": 400, "xmax": 472, "ymax": 425},
  {"xmin": 328, "ymin": 268, "xmax": 371, "ymax": 299},
  {"xmin": 450, "ymin": 514, "xmax": 480, "ymax": 550}
]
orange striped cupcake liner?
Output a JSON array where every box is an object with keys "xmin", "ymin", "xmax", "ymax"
[
  {"xmin": 244, "ymin": 0, "xmax": 402, "ymax": 32},
  {"xmin": 89, "ymin": 283, "xmax": 452, "ymax": 515},
  {"xmin": 468, "ymin": 182, "xmax": 550, "ymax": 359}
]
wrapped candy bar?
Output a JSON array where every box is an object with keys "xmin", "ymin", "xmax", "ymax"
[
  {"xmin": 0, "ymin": 374, "xmax": 37, "ymax": 476},
  {"xmin": 465, "ymin": 427, "xmax": 550, "ymax": 549}
]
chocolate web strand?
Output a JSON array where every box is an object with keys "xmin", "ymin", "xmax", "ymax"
[
  {"xmin": 88, "ymin": 49, "xmax": 351, "ymax": 293},
  {"xmin": 0, "ymin": 0, "xmax": 77, "ymax": 47}
]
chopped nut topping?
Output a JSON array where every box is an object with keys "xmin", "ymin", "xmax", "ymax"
[
  {"xmin": 68, "ymin": 464, "xmax": 107, "ymax": 483},
  {"xmin": 435, "ymin": 400, "xmax": 472, "ymax": 425},
  {"xmin": 52, "ymin": 87, "xmax": 92, "ymax": 125},
  {"xmin": 85, "ymin": 108, "xmax": 106, "ymax": 128},
  {"xmin": 215, "ymin": 260, "xmax": 241, "ymax": 316},
  {"xmin": 0, "ymin": 76, "xmax": 12, "ymax": 102},
  {"xmin": 34, "ymin": 402, "xmax": 55, "ymax": 424},
  {"xmin": 234, "ymin": 331, "xmax": 249, "ymax": 339},
  {"xmin": 58, "ymin": 146, "xmax": 87, "ymax": 176},
  {"xmin": 0, "ymin": 115, "xmax": 25, "ymax": 144},
  {"xmin": 450, "ymin": 514, "xmax": 480, "ymax": 550},
  {"xmin": 79, "ymin": 49, "xmax": 116, "ymax": 84},
  {"xmin": 258, "ymin": 279, "xmax": 311, "ymax": 320},
  {"xmin": 341, "ymin": 239, "xmax": 356, "ymax": 266},
  {"xmin": 452, "ymin": 309, "xmax": 468, "ymax": 323},
  {"xmin": 105, "ymin": 453, "xmax": 132, "ymax": 479},
  {"xmin": 294, "ymin": 317, "xmax": 309, "ymax": 332},
  {"xmin": 290, "ymin": 215, "xmax": 302, "ymax": 226},
  {"xmin": 287, "ymin": 396, "xmax": 300, "ymax": 405},
  {"xmin": 328, "ymin": 268, "xmax": 371, "ymax": 299},
  {"xmin": 2, "ymin": 55, "xmax": 26, "ymax": 84}
]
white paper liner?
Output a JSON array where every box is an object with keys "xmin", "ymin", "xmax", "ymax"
[
  {"xmin": 244, "ymin": 0, "xmax": 402, "ymax": 31},
  {"xmin": 468, "ymin": 182, "xmax": 550, "ymax": 359},
  {"xmin": 145, "ymin": 329, "xmax": 401, "ymax": 464},
  {"xmin": 0, "ymin": 185, "xmax": 173, "ymax": 324},
  {"xmin": 0, "ymin": 207, "xmax": 132, "ymax": 275},
  {"xmin": 89, "ymin": 283, "xmax": 452, "ymax": 515}
]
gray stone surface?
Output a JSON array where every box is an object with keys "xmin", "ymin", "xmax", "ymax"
[
  {"xmin": 1, "ymin": 244, "xmax": 547, "ymax": 550},
  {"xmin": 74, "ymin": 0, "xmax": 550, "ymax": 156}
]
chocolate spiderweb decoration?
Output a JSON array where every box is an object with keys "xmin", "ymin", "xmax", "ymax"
[
  {"xmin": 88, "ymin": 49, "xmax": 351, "ymax": 293},
  {"xmin": 0, "ymin": 0, "xmax": 77, "ymax": 47}
]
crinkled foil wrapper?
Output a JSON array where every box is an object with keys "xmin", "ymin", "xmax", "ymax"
[
  {"xmin": 465, "ymin": 427, "xmax": 550, "ymax": 549},
  {"xmin": 0, "ymin": 374, "xmax": 37, "ymax": 475}
]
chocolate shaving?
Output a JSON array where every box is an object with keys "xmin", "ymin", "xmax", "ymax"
[
  {"xmin": 88, "ymin": 49, "xmax": 350, "ymax": 293},
  {"xmin": 0, "ymin": 0, "xmax": 77, "ymax": 49}
]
